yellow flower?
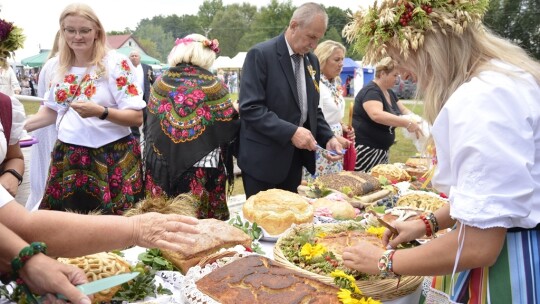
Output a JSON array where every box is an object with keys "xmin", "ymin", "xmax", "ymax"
[
  {"xmin": 366, "ymin": 226, "xmax": 387, "ymax": 239},
  {"xmin": 300, "ymin": 243, "xmax": 326, "ymax": 260},
  {"xmin": 331, "ymin": 270, "xmax": 361, "ymax": 294},
  {"xmin": 337, "ymin": 289, "xmax": 382, "ymax": 304},
  {"xmin": 316, "ymin": 232, "xmax": 327, "ymax": 238}
]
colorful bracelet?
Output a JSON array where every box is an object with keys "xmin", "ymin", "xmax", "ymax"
[
  {"xmin": 425, "ymin": 212, "xmax": 440, "ymax": 234},
  {"xmin": 419, "ymin": 215, "xmax": 433, "ymax": 237},
  {"xmin": 11, "ymin": 242, "xmax": 47, "ymax": 284},
  {"xmin": 377, "ymin": 249, "xmax": 400, "ymax": 279}
]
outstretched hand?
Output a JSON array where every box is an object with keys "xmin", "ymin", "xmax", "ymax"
[
  {"xmin": 20, "ymin": 254, "xmax": 91, "ymax": 304},
  {"xmin": 342, "ymin": 241, "xmax": 383, "ymax": 275},
  {"xmin": 291, "ymin": 127, "xmax": 317, "ymax": 150},
  {"xmin": 382, "ymin": 219, "xmax": 426, "ymax": 249},
  {"xmin": 132, "ymin": 212, "xmax": 200, "ymax": 252}
]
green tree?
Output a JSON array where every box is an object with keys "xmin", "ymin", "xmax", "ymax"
[
  {"xmin": 108, "ymin": 28, "xmax": 132, "ymax": 35},
  {"xmin": 322, "ymin": 27, "xmax": 343, "ymax": 43},
  {"xmin": 484, "ymin": 0, "xmax": 540, "ymax": 59},
  {"xmin": 133, "ymin": 23, "xmax": 173, "ymax": 62},
  {"xmin": 239, "ymin": 0, "xmax": 294, "ymax": 50},
  {"xmin": 210, "ymin": 3, "xmax": 257, "ymax": 57},
  {"xmin": 198, "ymin": 0, "xmax": 224, "ymax": 36}
]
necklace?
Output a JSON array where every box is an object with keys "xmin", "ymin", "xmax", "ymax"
[{"xmin": 320, "ymin": 75, "xmax": 344, "ymax": 107}]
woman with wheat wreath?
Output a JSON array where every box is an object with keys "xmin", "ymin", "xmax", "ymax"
[{"xmin": 341, "ymin": 0, "xmax": 540, "ymax": 303}]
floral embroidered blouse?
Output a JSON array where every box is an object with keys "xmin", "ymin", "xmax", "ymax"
[
  {"xmin": 319, "ymin": 75, "xmax": 345, "ymax": 126},
  {"xmin": 45, "ymin": 51, "xmax": 145, "ymax": 148}
]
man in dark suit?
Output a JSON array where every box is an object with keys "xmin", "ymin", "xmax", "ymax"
[
  {"xmin": 129, "ymin": 49, "xmax": 154, "ymax": 140},
  {"xmin": 238, "ymin": 2, "xmax": 344, "ymax": 198}
]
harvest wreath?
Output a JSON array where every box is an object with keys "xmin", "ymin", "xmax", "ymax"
[{"xmin": 274, "ymin": 222, "xmax": 423, "ymax": 301}]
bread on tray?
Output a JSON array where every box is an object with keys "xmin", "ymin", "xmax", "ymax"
[
  {"xmin": 242, "ymin": 189, "xmax": 314, "ymax": 236},
  {"xmin": 162, "ymin": 218, "xmax": 252, "ymax": 274},
  {"xmin": 57, "ymin": 252, "xmax": 132, "ymax": 303},
  {"xmin": 195, "ymin": 255, "xmax": 340, "ymax": 304}
]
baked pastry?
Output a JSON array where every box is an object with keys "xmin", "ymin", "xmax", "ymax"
[
  {"xmin": 242, "ymin": 189, "xmax": 314, "ymax": 235},
  {"xmin": 396, "ymin": 192, "xmax": 447, "ymax": 212},
  {"xmin": 195, "ymin": 255, "xmax": 340, "ymax": 304},
  {"xmin": 369, "ymin": 164, "xmax": 411, "ymax": 182},
  {"xmin": 57, "ymin": 252, "xmax": 132, "ymax": 303},
  {"xmin": 404, "ymin": 157, "xmax": 431, "ymax": 179},
  {"xmin": 315, "ymin": 171, "xmax": 381, "ymax": 196},
  {"xmin": 311, "ymin": 197, "xmax": 356, "ymax": 220},
  {"xmin": 162, "ymin": 218, "xmax": 252, "ymax": 274}
]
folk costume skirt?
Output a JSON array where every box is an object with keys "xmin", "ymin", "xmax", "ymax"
[
  {"xmin": 39, "ymin": 135, "xmax": 144, "ymax": 215},
  {"xmin": 354, "ymin": 143, "xmax": 389, "ymax": 172},
  {"xmin": 421, "ymin": 228, "xmax": 540, "ymax": 304},
  {"xmin": 145, "ymin": 163, "xmax": 230, "ymax": 221},
  {"xmin": 303, "ymin": 123, "xmax": 343, "ymax": 180}
]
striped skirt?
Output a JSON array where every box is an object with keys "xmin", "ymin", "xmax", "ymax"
[
  {"xmin": 39, "ymin": 135, "xmax": 144, "ymax": 215},
  {"xmin": 421, "ymin": 229, "xmax": 540, "ymax": 303},
  {"xmin": 354, "ymin": 144, "xmax": 389, "ymax": 172}
]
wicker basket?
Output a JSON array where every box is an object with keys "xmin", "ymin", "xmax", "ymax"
[{"xmin": 273, "ymin": 222, "xmax": 423, "ymax": 302}]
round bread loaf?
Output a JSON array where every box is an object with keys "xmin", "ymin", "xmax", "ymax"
[
  {"xmin": 370, "ymin": 164, "xmax": 411, "ymax": 182},
  {"xmin": 242, "ymin": 189, "xmax": 314, "ymax": 235},
  {"xmin": 57, "ymin": 252, "xmax": 132, "ymax": 303},
  {"xmin": 312, "ymin": 198, "xmax": 356, "ymax": 220}
]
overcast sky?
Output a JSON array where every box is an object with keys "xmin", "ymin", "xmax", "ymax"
[{"xmin": 1, "ymin": 0, "xmax": 373, "ymax": 61}]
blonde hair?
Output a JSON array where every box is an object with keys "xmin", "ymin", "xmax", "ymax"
[
  {"xmin": 167, "ymin": 34, "xmax": 216, "ymax": 70},
  {"xmin": 315, "ymin": 40, "xmax": 346, "ymax": 81},
  {"xmin": 390, "ymin": 24, "xmax": 540, "ymax": 125},
  {"xmin": 47, "ymin": 31, "xmax": 61, "ymax": 60},
  {"xmin": 56, "ymin": 3, "xmax": 108, "ymax": 79},
  {"xmin": 374, "ymin": 57, "xmax": 397, "ymax": 78}
]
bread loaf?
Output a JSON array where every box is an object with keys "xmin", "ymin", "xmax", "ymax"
[
  {"xmin": 242, "ymin": 189, "xmax": 314, "ymax": 235},
  {"xmin": 57, "ymin": 252, "xmax": 132, "ymax": 303},
  {"xmin": 162, "ymin": 218, "xmax": 252, "ymax": 274},
  {"xmin": 316, "ymin": 171, "xmax": 381, "ymax": 196},
  {"xmin": 370, "ymin": 164, "xmax": 411, "ymax": 182},
  {"xmin": 312, "ymin": 198, "xmax": 356, "ymax": 219},
  {"xmin": 195, "ymin": 255, "xmax": 340, "ymax": 304}
]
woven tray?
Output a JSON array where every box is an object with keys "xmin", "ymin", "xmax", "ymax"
[{"xmin": 273, "ymin": 222, "xmax": 423, "ymax": 301}]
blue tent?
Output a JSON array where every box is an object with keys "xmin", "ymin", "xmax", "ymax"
[{"xmin": 339, "ymin": 57, "xmax": 360, "ymax": 81}]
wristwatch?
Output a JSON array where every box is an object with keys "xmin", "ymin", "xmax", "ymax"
[
  {"xmin": 99, "ymin": 106, "xmax": 109, "ymax": 120},
  {"xmin": 1, "ymin": 169, "xmax": 23, "ymax": 185}
]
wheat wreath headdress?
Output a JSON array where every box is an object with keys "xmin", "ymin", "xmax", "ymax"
[{"xmin": 343, "ymin": 0, "xmax": 489, "ymax": 65}]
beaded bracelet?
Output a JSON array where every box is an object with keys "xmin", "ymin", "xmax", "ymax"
[
  {"xmin": 425, "ymin": 212, "xmax": 440, "ymax": 234},
  {"xmin": 377, "ymin": 249, "xmax": 400, "ymax": 279},
  {"xmin": 419, "ymin": 215, "xmax": 433, "ymax": 237},
  {"xmin": 11, "ymin": 242, "xmax": 47, "ymax": 283}
]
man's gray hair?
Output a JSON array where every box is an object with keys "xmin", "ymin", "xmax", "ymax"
[{"xmin": 291, "ymin": 2, "xmax": 328, "ymax": 27}]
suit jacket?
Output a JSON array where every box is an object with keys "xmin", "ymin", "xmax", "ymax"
[
  {"xmin": 141, "ymin": 63, "xmax": 154, "ymax": 102},
  {"xmin": 237, "ymin": 33, "xmax": 334, "ymax": 184}
]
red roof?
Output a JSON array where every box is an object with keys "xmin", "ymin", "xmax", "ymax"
[{"xmin": 107, "ymin": 34, "xmax": 131, "ymax": 49}]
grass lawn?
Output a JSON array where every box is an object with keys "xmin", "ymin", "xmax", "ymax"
[{"xmin": 21, "ymin": 96, "xmax": 425, "ymax": 197}]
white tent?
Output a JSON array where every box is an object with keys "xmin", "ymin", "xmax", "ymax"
[
  {"xmin": 211, "ymin": 56, "xmax": 233, "ymax": 71},
  {"xmin": 229, "ymin": 52, "xmax": 247, "ymax": 69}
]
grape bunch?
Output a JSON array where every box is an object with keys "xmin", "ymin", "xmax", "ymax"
[{"xmin": 399, "ymin": 2, "xmax": 433, "ymax": 27}]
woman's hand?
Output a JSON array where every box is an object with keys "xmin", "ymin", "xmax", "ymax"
[
  {"xmin": 131, "ymin": 212, "xmax": 200, "ymax": 252},
  {"xmin": 406, "ymin": 121, "xmax": 424, "ymax": 139},
  {"xmin": 342, "ymin": 125, "xmax": 356, "ymax": 142},
  {"xmin": 382, "ymin": 219, "xmax": 426, "ymax": 249},
  {"xmin": 342, "ymin": 241, "xmax": 384, "ymax": 275},
  {"xmin": 20, "ymin": 253, "xmax": 92, "ymax": 304},
  {"xmin": 70, "ymin": 101, "xmax": 104, "ymax": 119}
]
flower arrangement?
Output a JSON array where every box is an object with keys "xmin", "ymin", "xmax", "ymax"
[
  {"xmin": 174, "ymin": 37, "xmax": 220, "ymax": 54},
  {"xmin": 0, "ymin": 19, "xmax": 25, "ymax": 61},
  {"xmin": 343, "ymin": 0, "xmax": 489, "ymax": 64},
  {"xmin": 332, "ymin": 270, "xmax": 382, "ymax": 304}
]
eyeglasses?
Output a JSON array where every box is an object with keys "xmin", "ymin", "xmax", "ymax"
[{"xmin": 63, "ymin": 28, "xmax": 93, "ymax": 37}]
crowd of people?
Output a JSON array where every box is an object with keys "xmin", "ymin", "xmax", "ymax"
[{"xmin": 0, "ymin": 0, "xmax": 539, "ymax": 303}]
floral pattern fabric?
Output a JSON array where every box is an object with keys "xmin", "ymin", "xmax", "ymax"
[
  {"xmin": 147, "ymin": 65, "xmax": 237, "ymax": 144},
  {"xmin": 40, "ymin": 135, "xmax": 144, "ymax": 215}
]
